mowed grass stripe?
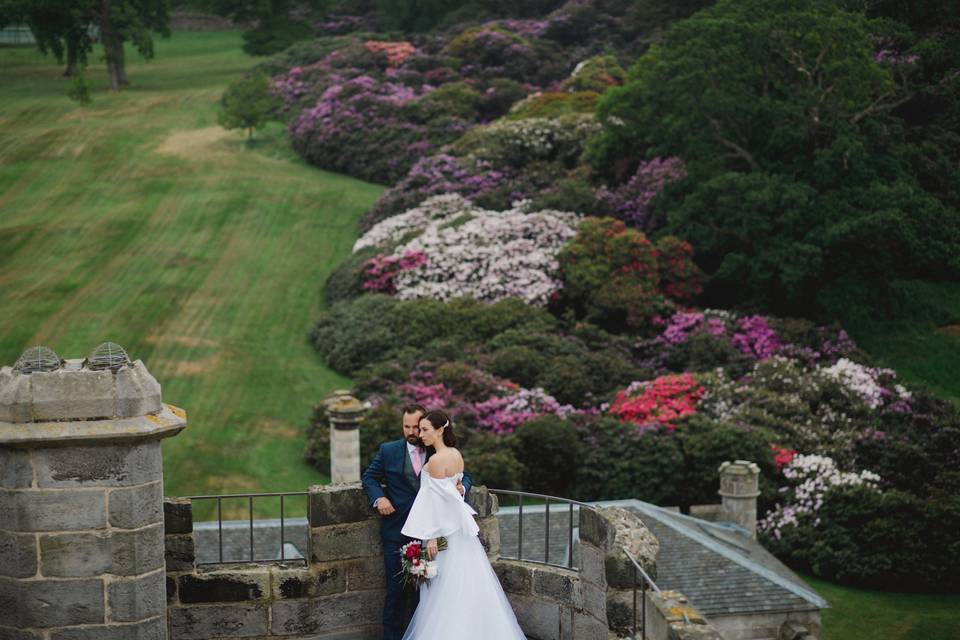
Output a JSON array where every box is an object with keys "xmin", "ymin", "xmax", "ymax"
[{"xmin": 0, "ymin": 32, "xmax": 383, "ymax": 498}]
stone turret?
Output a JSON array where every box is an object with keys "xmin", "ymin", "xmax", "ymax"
[
  {"xmin": 0, "ymin": 344, "xmax": 186, "ymax": 640},
  {"xmin": 325, "ymin": 390, "xmax": 365, "ymax": 484},
  {"xmin": 718, "ymin": 460, "xmax": 760, "ymax": 537}
]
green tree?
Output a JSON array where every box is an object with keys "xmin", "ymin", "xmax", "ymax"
[
  {"xmin": 217, "ymin": 72, "xmax": 280, "ymax": 143},
  {"xmin": 589, "ymin": 0, "xmax": 960, "ymax": 315}
]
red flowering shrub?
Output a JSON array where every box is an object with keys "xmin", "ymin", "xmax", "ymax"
[
  {"xmin": 364, "ymin": 41, "xmax": 416, "ymax": 66},
  {"xmin": 656, "ymin": 236, "xmax": 703, "ymax": 304},
  {"xmin": 557, "ymin": 217, "xmax": 702, "ymax": 332},
  {"xmin": 608, "ymin": 373, "xmax": 704, "ymax": 431},
  {"xmin": 770, "ymin": 444, "xmax": 797, "ymax": 470}
]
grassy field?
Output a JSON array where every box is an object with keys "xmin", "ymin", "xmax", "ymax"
[
  {"xmin": 803, "ymin": 574, "xmax": 960, "ymax": 640},
  {"xmin": 0, "ymin": 32, "xmax": 383, "ymax": 504}
]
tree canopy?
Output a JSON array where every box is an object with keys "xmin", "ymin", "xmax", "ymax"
[{"xmin": 589, "ymin": 0, "xmax": 960, "ymax": 316}]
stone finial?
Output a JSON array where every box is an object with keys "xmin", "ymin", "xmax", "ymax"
[
  {"xmin": 324, "ymin": 390, "xmax": 365, "ymax": 430},
  {"xmin": 718, "ymin": 460, "xmax": 760, "ymax": 537},
  {"xmin": 325, "ymin": 391, "xmax": 365, "ymax": 483},
  {"xmin": 0, "ymin": 346, "xmax": 163, "ymax": 424}
]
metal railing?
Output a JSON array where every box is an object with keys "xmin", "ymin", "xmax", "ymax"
[
  {"xmin": 186, "ymin": 491, "xmax": 310, "ymax": 566},
  {"xmin": 489, "ymin": 489, "xmax": 594, "ymax": 571},
  {"xmin": 624, "ymin": 546, "xmax": 660, "ymax": 639}
]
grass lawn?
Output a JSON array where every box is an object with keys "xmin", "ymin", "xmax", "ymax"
[
  {"xmin": 0, "ymin": 32, "xmax": 383, "ymax": 506},
  {"xmin": 803, "ymin": 574, "xmax": 960, "ymax": 640},
  {"xmin": 832, "ymin": 281, "xmax": 960, "ymax": 405}
]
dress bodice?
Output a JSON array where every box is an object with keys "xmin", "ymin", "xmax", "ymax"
[{"xmin": 402, "ymin": 470, "xmax": 478, "ymax": 540}]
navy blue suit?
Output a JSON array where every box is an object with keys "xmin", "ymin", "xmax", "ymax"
[{"xmin": 362, "ymin": 439, "xmax": 472, "ymax": 640}]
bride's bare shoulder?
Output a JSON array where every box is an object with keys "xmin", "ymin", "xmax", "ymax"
[{"xmin": 427, "ymin": 448, "xmax": 463, "ymax": 478}]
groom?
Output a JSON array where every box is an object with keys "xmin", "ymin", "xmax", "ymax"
[{"xmin": 361, "ymin": 403, "xmax": 471, "ymax": 640}]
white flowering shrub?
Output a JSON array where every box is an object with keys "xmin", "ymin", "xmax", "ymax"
[
  {"xmin": 759, "ymin": 454, "xmax": 881, "ymax": 539},
  {"xmin": 452, "ymin": 114, "xmax": 601, "ymax": 167},
  {"xmin": 819, "ymin": 358, "xmax": 911, "ymax": 409},
  {"xmin": 354, "ymin": 194, "xmax": 580, "ymax": 305},
  {"xmin": 354, "ymin": 194, "xmax": 479, "ymax": 252}
]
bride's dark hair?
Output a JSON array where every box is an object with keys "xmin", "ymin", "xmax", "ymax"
[{"xmin": 423, "ymin": 409, "xmax": 456, "ymax": 447}]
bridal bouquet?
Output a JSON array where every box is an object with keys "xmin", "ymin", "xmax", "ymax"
[{"xmin": 399, "ymin": 538, "xmax": 447, "ymax": 588}]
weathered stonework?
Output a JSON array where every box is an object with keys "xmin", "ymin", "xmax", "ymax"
[
  {"xmin": 0, "ymin": 353, "xmax": 185, "ymax": 638},
  {"xmin": 719, "ymin": 460, "xmax": 761, "ymax": 537}
]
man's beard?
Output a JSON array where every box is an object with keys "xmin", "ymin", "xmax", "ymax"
[{"xmin": 405, "ymin": 435, "xmax": 421, "ymax": 445}]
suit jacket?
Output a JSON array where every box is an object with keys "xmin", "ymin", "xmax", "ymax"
[{"xmin": 362, "ymin": 439, "xmax": 472, "ymax": 543}]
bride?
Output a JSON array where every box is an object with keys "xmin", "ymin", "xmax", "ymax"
[{"xmin": 400, "ymin": 410, "xmax": 526, "ymax": 639}]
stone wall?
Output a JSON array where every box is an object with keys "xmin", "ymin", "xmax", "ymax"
[
  {"xmin": 709, "ymin": 610, "xmax": 821, "ymax": 640},
  {"xmin": 164, "ymin": 484, "xmax": 503, "ymax": 639},
  {"xmin": 644, "ymin": 590, "xmax": 725, "ymax": 640},
  {"xmin": 163, "ymin": 483, "xmax": 617, "ymax": 640}
]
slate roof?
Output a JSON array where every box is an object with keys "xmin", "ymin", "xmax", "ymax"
[
  {"xmin": 496, "ymin": 499, "xmax": 827, "ymax": 618},
  {"xmin": 601, "ymin": 500, "xmax": 828, "ymax": 617}
]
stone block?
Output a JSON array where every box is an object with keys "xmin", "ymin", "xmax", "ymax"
[
  {"xmin": 477, "ymin": 515, "xmax": 501, "ymax": 558},
  {"xmin": 579, "ymin": 543, "xmax": 606, "ymax": 588},
  {"xmin": 0, "ymin": 368, "xmax": 33, "ymax": 423},
  {"xmin": 466, "ymin": 485, "xmax": 498, "ymax": 517},
  {"xmin": 168, "ymin": 604, "xmax": 269, "ymax": 639},
  {"xmin": 0, "ymin": 448, "xmax": 33, "ymax": 488},
  {"xmin": 166, "ymin": 575, "xmax": 177, "ymax": 603},
  {"xmin": 534, "ymin": 567, "xmax": 582, "ymax": 607},
  {"xmin": 34, "ymin": 441, "xmax": 162, "ymax": 488},
  {"xmin": 275, "ymin": 564, "xmax": 346, "ymax": 598},
  {"xmin": 0, "ymin": 575, "xmax": 104, "ymax": 627},
  {"xmin": 310, "ymin": 520, "xmax": 381, "ymax": 562},
  {"xmin": 493, "ymin": 560, "xmax": 533, "ymax": 594},
  {"xmin": 309, "ymin": 482, "xmax": 375, "ymax": 526},
  {"xmin": 40, "ymin": 532, "xmax": 113, "ymax": 576},
  {"xmin": 344, "ymin": 556, "xmax": 383, "ymax": 592},
  {"xmin": 107, "ymin": 570, "xmax": 167, "ymax": 622},
  {"xmin": 178, "ymin": 570, "xmax": 270, "ymax": 603},
  {"xmin": 600, "ymin": 507, "xmax": 659, "ymax": 588},
  {"xmin": 31, "ymin": 368, "xmax": 115, "ymax": 421},
  {"xmin": 49, "ymin": 617, "xmax": 165, "ymax": 640},
  {"xmin": 0, "ymin": 530, "xmax": 37, "ymax": 578},
  {"xmin": 581, "ymin": 580, "xmax": 607, "ymax": 619},
  {"xmin": 506, "ymin": 593, "xmax": 561, "ymax": 640},
  {"xmin": 165, "ymin": 533, "xmax": 196, "ymax": 571},
  {"xmin": 606, "ymin": 589, "xmax": 636, "ymax": 634},
  {"xmin": 40, "ymin": 525, "xmax": 164, "ymax": 577},
  {"xmin": 563, "ymin": 611, "xmax": 608, "ymax": 640},
  {"xmin": 579, "ymin": 507, "xmax": 613, "ymax": 551},
  {"xmin": 3, "ymin": 488, "xmax": 106, "ymax": 532},
  {"xmin": 109, "ymin": 481, "xmax": 163, "ymax": 529},
  {"xmin": 115, "ymin": 361, "xmax": 163, "ymax": 418},
  {"xmin": 164, "ymin": 497, "xmax": 193, "ymax": 534},
  {"xmin": 0, "ymin": 627, "xmax": 42, "ymax": 640},
  {"xmin": 270, "ymin": 590, "xmax": 384, "ymax": 636}
]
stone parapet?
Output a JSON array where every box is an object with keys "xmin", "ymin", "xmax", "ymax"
[{"xmin": 643, "ymin": 590, "xmax": 724, "ymax": 640}]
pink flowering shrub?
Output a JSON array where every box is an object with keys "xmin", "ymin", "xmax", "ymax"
[{"xmin": 362, "ymin": 250, "xmax": 427, "ymax": 294}]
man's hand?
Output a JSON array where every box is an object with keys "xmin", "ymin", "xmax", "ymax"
[
  {"xmin": 374, "ymin": 497, "xmax": 396, "ymax": 516},
  {"xmin": 456, "ymin": 480, "xmax": 465, "ymax": 497},
  {"xmin": 427, "ymin": 538, "xmax": 439, "ymax": 560}
]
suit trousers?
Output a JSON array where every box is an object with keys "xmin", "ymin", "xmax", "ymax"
[{"xmin": 383, "ymin": 538, "xmax": 420, "ymax": 640}]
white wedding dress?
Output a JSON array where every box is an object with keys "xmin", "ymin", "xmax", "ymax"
[{"xmin": 400, "ymin": 471, "xmax": 526, "ymax": 639}]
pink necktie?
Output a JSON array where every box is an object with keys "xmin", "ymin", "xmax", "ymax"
[{"xmin": 411, "ymin": 448, "xmax": 423, "ymax": 475}]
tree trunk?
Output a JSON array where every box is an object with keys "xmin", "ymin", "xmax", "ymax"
[
  {"xmin": 100, "ymin": 0, "xmax": 123, "ymax": 91},
  {"xmin": 63, "ymin": 34, "xmax": 79, "ymax": 77},
  {"xmin": 116, "ymin": 43, "xmax": 129, "ymax": 86}
]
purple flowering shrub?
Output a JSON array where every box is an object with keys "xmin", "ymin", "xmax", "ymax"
[{"xmin": 596, "ymin": 156, "xmax": 688, "ymax": 231}]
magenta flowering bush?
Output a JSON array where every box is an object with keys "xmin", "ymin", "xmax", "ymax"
[
  {"xmin": 597, "ymin": 156, "xmax": 687, "ymax": 230},
  {"xmin": 362, "ymin": 250, "xmax": 428, "ymax": 294},
  {"xmin": 392, "ymin": 364, "xmax": 578, "ymax": 434}
]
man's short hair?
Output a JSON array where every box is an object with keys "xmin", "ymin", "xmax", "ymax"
[{"xmin": 402, "ymin": 403, "xmax": 427, "ymax": 418}]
